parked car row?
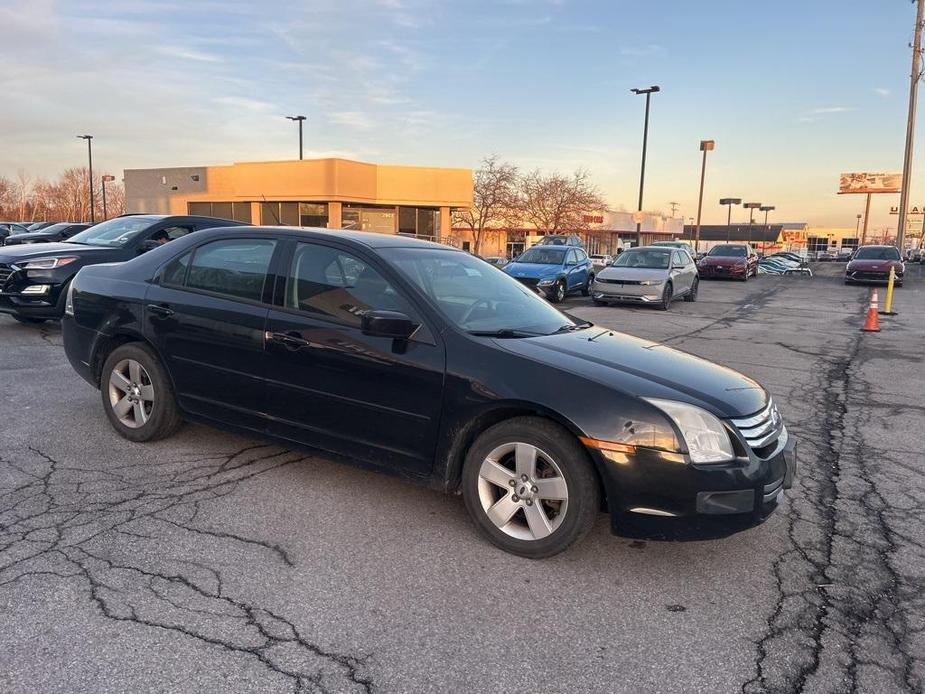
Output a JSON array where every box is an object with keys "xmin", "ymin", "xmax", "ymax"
[
  {"xmin": 1, "ymin": 220, "xmax": 91, "ymax": 245},
  {"xmin": 0, "ymin": 217, "xmax": 797, "ymax": 556}
]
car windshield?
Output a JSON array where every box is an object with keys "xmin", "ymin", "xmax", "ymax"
[
  {"xmin": 611, "ymin": 249, "xmax": 671, "ymax": 269},
  {"xmin": 853, "ymin": 247, "xmax": 900, "ymax": 260},
  {"xmin": 708, "ymin": 245, "xmax": 747, "ymax": 257},
  {"xmin": 68, "ymin": 217, "xmax": 154, "ymax": 247},
  {"xmin": 33, "ymin": 223, "xmax": 69, "ymax": 234},
  {"xmin": 382, "ymin": 247, "xmax": 580, "ymax": 336},
  {"xmin": 514, "ymin": 247, "xmax": 566, "ymax": 265}
]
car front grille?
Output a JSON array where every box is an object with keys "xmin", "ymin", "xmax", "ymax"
[
  {"xmin": 597, "ymin": 278, "xmax": 642, "ymax": 285},
  {"xmin": 0, "ymin": 264, "xmax": 13, "ymax": 288},
  {"xmin": 730, "ymin": 399, "xmax": 783, "ymax": 457},
  {"xmin": 515, "ymin": 278, "xmax": 539, "ymax": 289},
  {"xmin": 849, "ymin": 271, "xmax": 889, "ymax": 280}
]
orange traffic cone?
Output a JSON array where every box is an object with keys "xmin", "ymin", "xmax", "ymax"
[{"xmin": 861, "ymin": 289, "xmax": 881, "ymax": 332}]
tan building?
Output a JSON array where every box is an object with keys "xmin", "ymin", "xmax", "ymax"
[{"xmin": 124, "ymin": 158, "xmax": 473, "ymax": 242}]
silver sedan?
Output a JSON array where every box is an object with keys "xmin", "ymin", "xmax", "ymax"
[{"xmin": 591, "ymin": 246, "xmax": 698, "ymax": 310}]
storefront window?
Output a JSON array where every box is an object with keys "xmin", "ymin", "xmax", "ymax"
[
  {"xmin": 300, "ymin": 203, "xmax": 328, "ymax": 228},
  {"xmin": 188, "ymin": 201, "xmax": 252, "ymax": 223},
  {"xmin": 343, "ymin": 205, "xmax": 396, "ymax": 234}
]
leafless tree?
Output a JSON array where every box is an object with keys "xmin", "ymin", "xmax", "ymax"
[
  {"xmin": 514, "ymin": 168, "xmax": 605, "ymax": 234},
  {"xmin": 454, "ymin": 155, "xmax": 519, "ymax": 255},
  {"xmin": 0, "ymin": 168, "xmax": 124, "ymax": 222}
]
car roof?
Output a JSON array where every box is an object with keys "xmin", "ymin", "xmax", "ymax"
[{"xmin": 189, "ymin": 225, "xmax": 464, "ymax": 251}]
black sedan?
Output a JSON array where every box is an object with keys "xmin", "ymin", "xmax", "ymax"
[
  {"xmin": 0, "ymin": 222, "xmax": 31, "ymax": 243},
  {"xmin": 62, "ymin": 227, "xmax": 796, "ymax": 558},
  {"xmin": 0, "ymin": 214, "xmax": 245, "ymax": 323},
  {"xmin": 3, "ymin": 222, "xmax": 91, "ymax": 246}
]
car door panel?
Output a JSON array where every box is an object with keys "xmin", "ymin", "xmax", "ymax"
[{"xmin": 263, "ymin": 241, "xmax": 445, "ymax": 474}]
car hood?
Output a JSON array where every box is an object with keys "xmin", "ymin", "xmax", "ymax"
[
  {"xmin": 504, "ymin": 262, "xmax": 563, "ymax": 279},
  {"xmin": 597, "ymin": 267, "xmax": 669, "ymax": 282},
  {"xmin": 847, "ymin": 259, "xmax": 903, "ymax": 271},
  {"xmin": 0, "ymin": 242, "xmax": 121, "ymax": 264},
  {"xmin": 494, "ymin": 328, "xmax": 767, "ymax": 418},
  {"xmin": 700, "ymin": 256, "xmax": 746, "ymax": 266}
]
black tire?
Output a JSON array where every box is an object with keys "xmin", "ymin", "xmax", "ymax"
[
  {"xmin": 592, "ymin": 299, "xmax": 607, "ymax": 306},
  {"xmin": 548, "ymin": 281, "xmax": 566, "ymax": 304},
  {"xmin": 581, "ymin": 274, "xmax": 593, "ymax": 297},
  {"xmin": 100, "ymin": 342, "xmax": 183, "ymax": 442},
  {"xmin": 461, "ymin": 417, "xmax": 601, "ymax": 558},
  {"xmin": 660, "ymin": 282, "xmax": 673, "ymax": 311},
  {"xmin": 684, "ymin": 277, "xmax": 698, "ymax": 302},
  {"xmin": 12, "ymin": 315, "xmax": 47, "ymax": 325}
]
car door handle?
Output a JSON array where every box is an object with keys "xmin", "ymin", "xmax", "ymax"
[
  {"xmin": 147, "ymin": 304, "xmax": 174, "ymax": 318},
  {"xmin": 269, "ymin": 331, "xmax": 310, "ymax": 349}
]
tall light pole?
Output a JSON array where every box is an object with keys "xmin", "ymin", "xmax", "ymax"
[
  {"xmin": 897, "ymin": 0, "xmax": 925, "ymax": 251},
  {"xmin": 631, "ymin": 85, "xmax": 660, "ymax": 246},
  {"xmin": 286, "ymin": 115, "xmax": 307, "ymax": 160},
  {"xmin": 77, "ymin": 135, "xmax": 94, "ymax": 223},
  {"xmin": 694, "ymin": 139, "xmax": 715, "ymax": 256},
  {"xmin": 101, "ymin": 174, "xmax": 115, "ymax": 221},
  {"xmin": 720, "ymin": 197, "xmax": 742, "ymax": 241},
  {"xmin": 855, "ymin": 213, "xmax": 862, "ymax": 237},
  {"xmin": 743, "ymin": 202, "xmax": 761, "ymax": 248},
  {"xmin": 760, "ymin": 205, "xmax": 775, "ymax": 252}
]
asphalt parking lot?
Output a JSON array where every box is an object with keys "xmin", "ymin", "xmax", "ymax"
[{"xmin": 1, "ymin": 262, "xmax": 923, "ymax": 694}]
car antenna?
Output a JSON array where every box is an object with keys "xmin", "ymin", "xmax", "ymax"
[
  {"xmin": 587, "ymin": 328, "xmax": 612, "ymax": 342},
  {"xmin": 261, "ymin": 194, "xmax": 281, "ymax": 225}
]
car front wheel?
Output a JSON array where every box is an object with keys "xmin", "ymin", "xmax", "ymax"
[
  {"xmin": 684, "ymin": 277, "xmax": 698, "ymax": 302},
  {"xmin": 660, "ymin": 282, "xmax": 673, "ymax": 310},
  {"xmin": 548, "ymin": 281, "xmax": 566, "ymax": 303},
  {"xmin": 462, "ymin": 417, "xmax": 600, "ymax": 558},
  {"xmin": 101, "ymin": 343, "xmax": 183, "ymax": 442}
]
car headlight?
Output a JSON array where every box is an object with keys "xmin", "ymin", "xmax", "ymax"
[
  {"xmin": 639, "ymin": 279, "xmax": 664, "ymax": 286},
  {"xmin": 537, "ymin": 278, "xmax": 556, "ymax": 287},
  {"xmin": 20, "ymin": 256, "xmax": 78, "ymax": 270},
  {"xmin": 643, "ymin": 398, "xmax": 735, "ymax": 463}
]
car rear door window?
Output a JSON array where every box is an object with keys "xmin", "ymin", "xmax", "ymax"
[
  {"xmin": 182, "ymin": 239, "xmax": 276, "ymax": 302},
  {"xmin": 285, "ymin": 242, "xmax": 415, "ymax": 325}
]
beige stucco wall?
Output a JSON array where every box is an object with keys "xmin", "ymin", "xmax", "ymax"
[{"xmin": 124, "ymin": 158, "xmax": 473, "ymax": 216}]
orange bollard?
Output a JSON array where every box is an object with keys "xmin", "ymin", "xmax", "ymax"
[{"xmin": 861, "ymin": 289, "xmax": 881, "ymax": 332}]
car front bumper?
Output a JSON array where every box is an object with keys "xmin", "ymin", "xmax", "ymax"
[
  {"xmin": 591, "ymin": 281, "xmax": 663, "ymax": 303},
  {"xmin": 590, "ymin": 425, "xmax": 796, "ymax": 538},
  {"xmin": 698, "ymin": 264, "xmax": 747, "ymax": 278},
  {"xmin": 845, "ymin": 270, "xmax": 903, "ymax": 283}
]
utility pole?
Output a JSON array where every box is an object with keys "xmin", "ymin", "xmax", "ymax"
[
  {"xmin": 695, "ymin": 140, "xmax": 715, "ymax": 255},
  {"xmin": 77, "ymin": 135, "xmax": 95, "ymax": 223},
  {"xmin": 286, "ymin": 115, "xmax": 307, "ymax": 160},
  {"xmin": 897, "ymin": 0, "xmax": 925, "ymax": 251},
  {"xmin": 669, "ymin": 201, "xmax": 679, "ymax": 217}
]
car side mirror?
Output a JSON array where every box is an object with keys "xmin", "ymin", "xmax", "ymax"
[
  {"xmin": 138, "ymin": 239, "xmax": 161, "ymax": 254},
  {"xmin": 361, "ymin": 310, "xmax": 418, "ymax": 339}
]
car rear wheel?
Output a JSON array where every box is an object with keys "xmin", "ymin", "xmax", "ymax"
[
  {"xmin": 101, "ymin": 343, "xmax": 183, "ymax": 442},
  {"xmin": 684, "ymin": 277, "xmax": 698, "ymax": 302},
  {"xmin": 581, "ymin": 274, "xmax": 593, "ymax": 297},
  {"xmin": 462, "ymin": 417, "xmax": 600, "ymax": 558},
  {"xmin": 660, "ymin": 282, "xmax": 673, "ymax": 311}
]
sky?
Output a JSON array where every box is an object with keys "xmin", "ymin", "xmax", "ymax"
[{"xmin": 0, "ymin": 0, "xmax": 921, "ymax": 229}]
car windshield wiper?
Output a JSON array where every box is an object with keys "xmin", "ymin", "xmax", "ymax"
[
  {"xmin": 467, "ymin": 328, "xmax": 544, "ymax": 338},
  {"xmin": 552, "ymin": 321, "xmax": 591, "ymax": 334}
]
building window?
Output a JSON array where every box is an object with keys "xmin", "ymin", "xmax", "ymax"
[
  {"xmin": 397, "ymin": 206, "xmax": 439, "ymax": 237},
  {"xmin": 343, "ymin": 205, "xmax": 396, "ymax": 234},
  {"xmin": 187, "ymin": 201, "xmax": 253, "ymax": 223},
  {"xmin": 462, "ymin": 241, "xmax": 471, "ymax": 252},
  {"xmin": 300, "ymin": 203, "xmax": 328, "ymax": 228}
]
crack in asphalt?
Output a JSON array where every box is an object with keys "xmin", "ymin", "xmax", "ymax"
[{"xmin": 0, "ymin": 443, "xmax": 375, "ymax": 693}]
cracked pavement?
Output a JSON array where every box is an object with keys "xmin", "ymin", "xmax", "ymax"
[{"xmin": 1, "ymin": 262, "xmax": 923, "ymax": 693}]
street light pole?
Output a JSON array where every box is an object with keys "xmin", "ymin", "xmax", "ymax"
[
  {"xmin": 101, "ymin": 175, "xmax": 115, "ymax": 221},
  {"xmin": 759, "ymin": 205, "xmax": 775, "ymax": 253},
  {"xmin": 694, "ymin": 140, "xmax": 715, "ymax": 256},
  {"xmin": 631, "ymin": 86, "xmax": 660, "ymax": 246},
  {"xmin": 897, "ymin": 0, "xmax": 925, "ymax": 251},
  {"xmin": 286, "ymin": 115, "xmax": 307, "ymax": 160},
  {"xmin": 720, "ymin": 197, "xmax": 742, "ymax": 241},
  {"xmin": 77, "ymin": 135, "xmax": 94, "ymax": 223},
  {"xmin": 855, "ymin": 213, "xmax": 862, "ymax": 237},
  {"xmin": 743, "ymin": 202, "xmax": 761, "ymax": 248}
]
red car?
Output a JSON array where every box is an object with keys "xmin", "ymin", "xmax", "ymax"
[
  {"xmin": 844, "ymin": 245, "xmax": 904, "ymax": 286},
  {"xmin": 698, "ymin": 244, "xmax": 758, "ymax": 281}
]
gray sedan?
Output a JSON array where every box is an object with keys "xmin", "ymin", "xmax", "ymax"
[{"xmin": 591, "ymin": 246, "xmax": 698, "ymax": 310}]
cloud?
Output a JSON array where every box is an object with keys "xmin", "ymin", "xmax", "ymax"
[
  {"xmin": 874, "ymin": 87, "xmax": 891, "ymax": 97},
  {"xmin": 212, "ymin": 96, "xmax": 274, "ymax": 112},
  {"xmin": 620, "ymin": 44, "xmax": 662, "ymax": 57},
  {"xmin": 157, "ymin": 45, "xmax": 223, "ymax": 63},
  {"xmin": 329, "ymin": 111, "xmax": 376, "ymax": 130},
  {"xmin": 808, "ymin": 106, "xmax": 855, "ymax": 114}
]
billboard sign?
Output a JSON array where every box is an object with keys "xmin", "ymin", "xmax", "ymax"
[
  {"xmin": 838, "ymin": 172, "xmax": 901, "ymax": 194},
  {"xmin": 889, "ymin": 205, "xmax": 925, "ymax": 215}
]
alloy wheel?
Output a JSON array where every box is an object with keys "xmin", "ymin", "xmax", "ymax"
[
  {"xmin": 476, "ymin": 442, "xmax": 569, "ymax": 541},
  {"xmin": 108, "ymin": 359, "xmax": 155, "ymax": 429}
]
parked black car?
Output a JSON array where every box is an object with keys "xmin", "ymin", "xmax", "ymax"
[
  {"xmin": 0, "ymin": 222, "xmax": 31, "ymax": 243},
  {"xmin": 26, "ymin": 222, "xmax": 60, "ymax": 231},
  {"xmin": 62, "ymin": 226, "xmax": 796, "ymax": 557},
  {"xmin": 3, "ymin": 222, "xmax": 91, "ymax": 246},
  {"xmin": 0, "ymin": 214, "xmax": 245, "ymax": 323}
]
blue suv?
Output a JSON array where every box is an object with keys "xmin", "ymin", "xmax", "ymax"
[{"xmin": 503, "ymin": 244, "xmax": 593, "ymax": 303}]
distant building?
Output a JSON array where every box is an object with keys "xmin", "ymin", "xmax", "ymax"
[
  {"xmin": 682, "ymin": 223, "xmax": 808, "ymax": 253},
  {"xmin": 456, "ymin": 209, "xmax": 683, "ymax": 257},
  {"xmin": 124, "ymin": 158, "xmax": 473, "ymax": 242}
]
